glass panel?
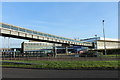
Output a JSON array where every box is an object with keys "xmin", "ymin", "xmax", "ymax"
[
  {"xmin": 11, "ymin": 26, "xmax": 18, "ymax": 30},
  {"xmin": 19, "ymin": 28, "xmax": 25, "ymax": 32},
  {"xmin": 33, "ymin": 31, "xmax": 38, "ymax": 35},
  {"xmin": 26, "ymin": 30, "xmax": 32, "ymax": 33},
  {"xmin": 66, "ymin": 39, "xmax": 69, "ymax": 41},
  {"xmin": 59, "ymin": 37, "xmax": 62, "ymax": 40},
  {"xmin": 44, "ymin": 34, "xmax": 47, "ymax": 37},
  {"xmin": 2, "ymin": 24, "xmax": 10, "ymax": 29},
  {"xmin": 56, "ymin": 37, "xmax": 59, "ymax": 39},
  {"xmin": 64, "ymin": 38, "xmax": 66, "ymax": 40},
  {"xmin": 38, "ymin": 32, "xmax": 43, "ymax": 36},
  {"xmin": 50, "ymin": 35, "xmax": 53, "ymax": 37},
  {"xmin": 72, "ymin": 40, "xmax": 74, "ymax": 41},
  {"xmin": 54, "ymin": 36, "xmax": 57, "ymax": 39},
  {"xmin": 51, "ymin": 36, "xmax": 55, "ymax": 38},
  {"xmin": 51, "ymin": 35, "xmax": 55, "ymax": 38},
  {"xmin": 47, "ymin": 35, "xmax": 50, "ymax": 37},
  {"xmin": 63, "ymin": 38, "xmax": 65, "ymax": 40}
]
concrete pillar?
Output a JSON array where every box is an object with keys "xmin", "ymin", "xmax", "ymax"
[
  {"xmin": 62, "ymin": 44, "xmax": 70, "ymax": 55},
  {"xmin": 53, "ymin": 43, "xmax": 57, "ymax": 57},
  {"xmin": 7, "ymin": 37, "xmax": 11, "ymax": 59},
  {"xmin": 13, "ymin": 49, "xmax": 16, "ymax": 58},
  {"xmin": 65, "ymin": 46, "xmax": 68, "ymax": 55},
  {"xmin": 95, "ymin": 35, "xmax": 98, "ymax": 57},
  {"xmin": 3, "ymin": 37, "xmax": 6, "ymax": 58}
]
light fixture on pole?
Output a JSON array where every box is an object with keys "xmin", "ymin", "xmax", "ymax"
[{"xmin": 102, "ymin": 20, "xmax": 107, "ymax": 55}]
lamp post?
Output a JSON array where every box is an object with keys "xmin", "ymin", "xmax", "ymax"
[{"xmin": 102, "ymin": 20, "xmax": 107, "ymax": 55}]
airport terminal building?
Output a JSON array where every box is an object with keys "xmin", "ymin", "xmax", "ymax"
[
  {"xmin": 81, "ymin": 37, "xmax": 120, "ymax": 54},
  {"xmin": 21, "ymin": 37, "xmax": 120, "ymax": 56},
  {"xmin": 21, "ymin": 41, "xmax": 89, "ymax": 56}
]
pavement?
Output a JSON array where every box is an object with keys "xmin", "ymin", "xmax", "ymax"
[{"xmin": 2, "ymin": 68, "xmax": 119, "ymax": 78}]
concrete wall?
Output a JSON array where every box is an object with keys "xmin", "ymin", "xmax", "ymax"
[{"xmin": 97, "ymin": 41, "xmax": 119, "ymax": 49}]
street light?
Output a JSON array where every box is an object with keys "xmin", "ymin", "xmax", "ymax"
[{"xmin": 102, "ymin": 20, "xmax": 107, "ymax": 55}]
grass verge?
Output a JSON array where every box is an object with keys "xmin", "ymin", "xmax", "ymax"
[{"xmin": 2, "ymin": 60, "xmax": 119, "ymax": 70}]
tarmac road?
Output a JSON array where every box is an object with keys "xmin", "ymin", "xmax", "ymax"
[{"xmin": 2, "ymin": 68, "xmax": 119, "ymax": 78}]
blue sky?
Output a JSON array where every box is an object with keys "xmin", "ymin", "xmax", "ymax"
[{"xmin": 0, "ymin": 2, "xmax": 118, "ymax": 48}]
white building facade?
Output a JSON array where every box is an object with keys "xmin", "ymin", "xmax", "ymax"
[{"xmin": 81, "ymin": 37, "xmax": 119, "ymax": 50}]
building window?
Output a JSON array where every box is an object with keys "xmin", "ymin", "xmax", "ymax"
[
  {"xmin": 11, "ymin": 26, "xmax": 18, "ymax": 30},
  {"xmin": 26, "ymin": 30, "xmax": 32, "ymax": 33},
  {"xmin": 2, "ymin": 24, "xmax": 10, "ymax": 29},
  {"xmin": 19, "ymin": 28, "xmax": 25, "ymax": 32},
  {"xmin": 33, "ymin": 31, "xmax": 38, "ymax": 35}
]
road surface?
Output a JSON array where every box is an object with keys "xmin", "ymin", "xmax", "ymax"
[{"xmin": 2, "ymin": 68, "xmax": 119, "ymax": 78}]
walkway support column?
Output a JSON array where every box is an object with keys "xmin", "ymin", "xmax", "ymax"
[
  {"xmin": 65, "ymin": 46, "xmax": 68, "ymax": 55},
  {"xmin": 53, "ymin": 43, "xmax": 57, "ymax": 57},
  {"xmin": 62, "ymin": 44, "xmax": 70, "ymax": 55},
  {"xmin": 3, "ymin": 37, "xmax": 6, "ymax": 59}
]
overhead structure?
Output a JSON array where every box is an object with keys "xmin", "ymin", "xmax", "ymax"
[{"xmin": 0, "ymin": 23, "xmax": 92, "ymax": 47}]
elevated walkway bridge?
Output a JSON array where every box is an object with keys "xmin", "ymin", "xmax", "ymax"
[{"xmin": 0, "ymin": 23, "xmax": 93, "ymax": 47}]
